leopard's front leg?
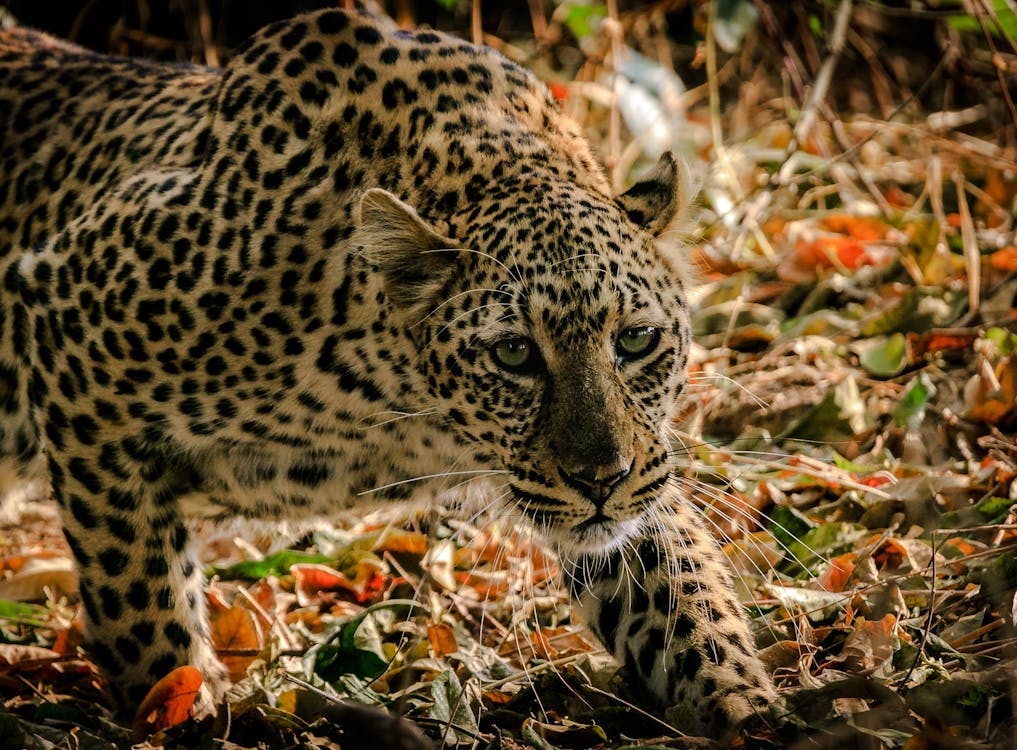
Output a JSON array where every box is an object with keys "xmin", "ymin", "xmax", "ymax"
[
  {"xmin": 565, "ymin": 505, "xmax": 778, "ymax": 737},
  {"xmin": 47, "ymin": 441, "xmax": 227, "ymax": 709}
]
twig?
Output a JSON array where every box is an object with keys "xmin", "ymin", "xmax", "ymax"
[
  {"xmin": 952, "ymin": 170, "xmax": 981, "ymax": 316},
  {"xmin": 791, "ymin": 0, "xmax": 853, "ymax": 150},
  {"xmin": 772, "ymin": 0, "xmax": 854, "ymax": 188},
  {"xmin": 972, "ymin": 0, "xmax": 1017, "ymax": 131},
  {"xmin": 525, "ymin": 0, "xmax": 548, "ymax": 46},
  {"xmin": 471, "ymin": 0, "xmax": 482, "ymax": 47},
  {"xmin": 196, "ymin": 0, "xmax": 219, "ymax": 66},
  {"xmin": 604, "ymin": 0, "xmax": 623, "ymax": 192},
  {"xmin": 899, "ymin": 531, "xmax": 937, "ymax": 689}
]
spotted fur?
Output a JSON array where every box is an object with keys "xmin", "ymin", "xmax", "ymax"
[{"xmin": 0, "ymin": 10, "xmax": 776, "ymax": 735}]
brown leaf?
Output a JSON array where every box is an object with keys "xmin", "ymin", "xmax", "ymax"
[
  {"xmin": 209, "ymin": 603, "xmax": 261, "ymax": 681},
  {"xmin": 0, "ymin": 644, "xmax": 60, "ymax": 666},
  {"xmin": 838, "ymin": 614, "xmax": 897, "ymax": 672},
  {"xmin": 427, "ymin": 622, "xmax": 458, "ymax": 657}
]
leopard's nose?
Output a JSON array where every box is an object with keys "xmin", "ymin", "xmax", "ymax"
[{"xmin": 558, "ymin": 456, "xmax": 632, "ymax": 505}]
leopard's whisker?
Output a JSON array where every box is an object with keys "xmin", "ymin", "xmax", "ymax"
[
  {"xmin": 422, "ymin": 246, "xmax": 524, "ymax": 288},
  {"xmin": 356, "ymin": 469, "xmax": 508, "ymax": 496},
  {"xmin": 686, "ymin": 371, "xmax": 770, "ymax": 408},
  {"xmin": 356, "ymin": 407, "xmax": 437, "ymax": 428},
  {"xmin": 672, "ymin": 474, "xmax": 831, "ymax": 570}
]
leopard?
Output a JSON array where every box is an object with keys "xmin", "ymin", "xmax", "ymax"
[{"xmin": 0, "ymin": 8, "xmax": 778, "ymax": 738}]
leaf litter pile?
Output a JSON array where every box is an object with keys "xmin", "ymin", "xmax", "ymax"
[{"xmin": 1, "ymin": 2, "xmax": 1016, "ymax": 749}]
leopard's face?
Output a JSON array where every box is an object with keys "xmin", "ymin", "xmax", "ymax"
[
  {"xmin": 450, "ymin": 254, "xmax": 689, "ymax": 556},
  {"xmin": 358, "ymin": 174, "xmax": 690, "ymax": 556}
]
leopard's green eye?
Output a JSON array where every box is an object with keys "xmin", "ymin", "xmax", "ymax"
[
  {"xmin": 492, "ymin": 337, "xmax": 539, "ymax": 372},
  {"xmin": 616, "ymin": 326, "xmax": 660, "ymax": 360}
]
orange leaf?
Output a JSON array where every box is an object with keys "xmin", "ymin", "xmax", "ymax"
[
  {"xmin": 871, "ymin": 539, "xmax": 905, "ymax": 570},
  {"xmin": 981, "ymin": 168, "xmax": 1017, "ymax": 211},
  {"xmin": 819, "ymin": 214, "xmax": 889, "ymax": 241},
  {"xmin": 794, "ymin": 236, "xmax": 871, "ymax": 270},
  {"xmin": 989, "ymin": 246, "xmax": 1017, "ymax": 272},
  {"xmin": 943, "ymin": 537, "xmax": 977, "ymax": 558},
  {"xmin": 51, "ymin": 624, "xmax": 84, "ymax": 655},
  {"xmin": 884, "ymin": 185, "xmax": 914, "ymax": 208},
  {"xmin": 427, "ymin": 622, "xmax": 458, "ymax": 657},
  {"xmin": 820, "ymin": 552, "xmax": 857, "ymax": 592},
  {"xmin": 374, "ymin": 530, "xmax": 428, "ymax": 556},
  {"xmin": 292, "ymin": 562, "xmax": 385, "ymax": 605},
  {"xmin": 132, "ymin": 665, "xmax": 203, "ymax": 740},
  {"xmin": 907, "ymin": 331, "xmax": 978, "ymax": 359}
]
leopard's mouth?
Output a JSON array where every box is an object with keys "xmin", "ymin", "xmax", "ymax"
[
  {"xmin": 510, "ymin": 486, "xmax": 645, "ymax": 553},
  {"xmin": 572, "ymin": 510, "xmax": 614, "ymax": 532}
]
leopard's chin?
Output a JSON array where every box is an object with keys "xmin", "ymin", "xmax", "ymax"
[{"xmin": 551, "ymin": 514, "xmax": 646, "ymax": 558}]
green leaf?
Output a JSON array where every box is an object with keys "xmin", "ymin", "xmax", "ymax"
[
  {"xmin": 561, "ymin": 3, "xmax": 607, "ymax": 41},
  {"xmin": 312, "ymin": 599, "xmax": 421, "ymax": 684},
  {"xmin": 0, "ymin": 600, "xmax": 48, "ymax": 627},
  {"xmin": 768, "ymin": 505, "xmax": 816, "ymax": 552},
  {"xmin": 314, "ymin": 635, "xmax": 387, "ymax": 683},
  {"xmin": 986, "ymin": 326, "xmax": 1017, "ymax": 357},
  {"xmin": 214, "ymin": 549, "xmax": 333, "ymax": 580},
  {"xmin": 435, "ymin": 0, "xmax": 459, "ymax": 11},
  {"xmin": 429, "ymin": 669, "xmax": 479, "ymax": 745},
  {"xmin": 781, "ymin": 376, "xmax": 868, "ymax": 442},
  {"xmin": 858, "ymin": 287, "xmax": 967, "ymax": 337},
  {"xmin": 314, "ymin": 612, "xmax": 387, "ymax": 682},
  {"xmin": 976, "ymin": 495, "xmax": 1013, "ymax": 522},
  {"xmin": 892, "ymin": 373, "xmax": 935, "ymax": 427},
  {"xmin": 857, "ymin": 333, "xmax": 908, "ymax": 378},
  {"xmin": 948, "ymin": 1, "xmax": 1017, "ymax": 42}
]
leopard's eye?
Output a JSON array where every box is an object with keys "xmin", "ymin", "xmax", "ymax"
[
  {"xmin": 492, "ymin": 337, "xmax": 540, "ymax": 372},
  {"xmin": 616, "ymin": 326, "xmax": 660, "ymax": 360}
]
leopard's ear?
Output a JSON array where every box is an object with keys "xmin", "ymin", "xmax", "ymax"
[
  {"xmin": 354, "ymin": 189, "xmax": 458, "ymax": 312},
  {"xmin": 616, "ymin": 152, "xmax": 689, "ymax": 236}
]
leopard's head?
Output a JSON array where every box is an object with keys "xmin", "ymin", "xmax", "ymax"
[{"xmin": 356, "ymin": 154, "xmax": 693, "ymax": 556}]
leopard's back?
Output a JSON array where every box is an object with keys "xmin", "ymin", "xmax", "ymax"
[{"xmin": 0, "ymin": 28, "xmax": 216, "ymax": 252}]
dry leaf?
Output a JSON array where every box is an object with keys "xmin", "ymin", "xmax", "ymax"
[
  {"xmin": 0, "ymin": 556, "xmax": 77, "ymax": 600},
  {"xmin": 210, "ymin": 602, "xmax": 261, "ymax": 681},
  {"xmin": 132, "ymin": 665, "xmax": 203, "ymax": 740},
  {"xmin": 427, "ymin": 622, "xmax": 458, "ymax": 657}
]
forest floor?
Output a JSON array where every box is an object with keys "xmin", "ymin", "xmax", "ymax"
[{"xmin": 1, "ymin": 2, "xmax": 1016, "ymax": 749}]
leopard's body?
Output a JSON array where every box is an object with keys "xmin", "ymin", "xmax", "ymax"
[{"xmin": 0, "ymin": 10, "xmax": 776, "ymax": 735}]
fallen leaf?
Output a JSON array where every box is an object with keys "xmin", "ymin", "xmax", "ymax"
[
  {"xmin": 209, "ymin": 602, "xmax": 261, "ymax": 680},
  {"xmin": 989, "ymin": 246, "xmax": 1017, "ymax": 272},
  {"xmin": 819, "ymin": 214, "xmax": 890, "ymax": 241},
  {"xmin": 834, "ymin": 614, "xmax": 898, "ymax": 672},
  {"xmin": 428, "ymin": 622, "xmax": 458, "ymax": 657},
  {"xmin": 821, "ymin": 552, "xmax": 857, "ymax": 593},
  {"xmin": 0, "ymin": 644, "xmax": 60, "ymax": 666},
  {"xmin": 132, "ymin": 665, "xmax": 203, "ymax": 740},
  {"xmin": 794, "ymin": 235, "xmax": 871, "ymax": 270},
  {"xmin": 0, "ymin": 556, "xmax": 77, "ymax": 600}
]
